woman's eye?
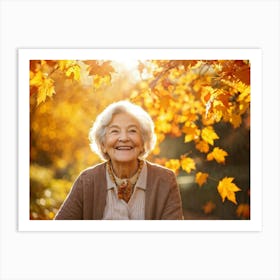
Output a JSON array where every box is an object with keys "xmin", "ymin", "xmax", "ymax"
[
  {"xmin": 129, "ymin": 129, "xmax": 137, "ymax": 133},
  {"xmin": 110, "ymin": 129, "xmax": 119, "ymax": 134}
]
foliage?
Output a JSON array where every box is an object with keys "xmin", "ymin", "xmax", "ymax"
[{"xmin": 29, "ymin": 58, "xmax": 250, "ymax": 220}]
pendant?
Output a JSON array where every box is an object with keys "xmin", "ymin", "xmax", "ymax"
[{"xmin": 118, "ymin": 180, "xmax": 132, "ymax": 203}]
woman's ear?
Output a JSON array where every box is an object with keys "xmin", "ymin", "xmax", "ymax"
[{"xmin": 101, "ymin": 143, "xmax": 107, "ymax": 154}]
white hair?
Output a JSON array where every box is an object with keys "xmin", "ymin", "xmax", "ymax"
[{"xmin": 89, "ymin": 100, "xmax": 157, "ymax": 161}]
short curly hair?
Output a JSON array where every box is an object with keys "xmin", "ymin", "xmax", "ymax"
[{"xmin": 89, "ymin": 100, "xmax": 157, "ymax": 161}]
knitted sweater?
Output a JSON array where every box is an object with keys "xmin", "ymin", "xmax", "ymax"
[{"xmin": 55, "ymin": 161, "xmax": 184, "ymax": 220}]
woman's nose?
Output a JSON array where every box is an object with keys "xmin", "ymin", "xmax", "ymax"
[{"xmin": 118, "ymin": 131, "xmax": 129, "ymax": 141}]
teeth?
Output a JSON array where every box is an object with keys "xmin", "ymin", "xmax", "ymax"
[{"xmin": 116, "ymin": 147, "xmax": 132, "ymax": 150}]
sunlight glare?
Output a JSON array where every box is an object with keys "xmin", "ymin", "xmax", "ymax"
[{"xmin": 115, "ymin": 59, "xmax": 141, "ymax": 81}]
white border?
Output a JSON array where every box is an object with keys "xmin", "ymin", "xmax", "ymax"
[{"xmin": 18, "ymin": 48, "xmax": 262, "ymax": 232}]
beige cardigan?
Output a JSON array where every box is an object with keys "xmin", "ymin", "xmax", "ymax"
[{"xmin": 55, "ymin": 161, "xmax": 184, "ymax": 220}]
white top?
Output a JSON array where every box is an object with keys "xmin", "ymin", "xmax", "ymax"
[{"xmin": 102, "ymin": 161, "xmax": 147, "ymax": 220}]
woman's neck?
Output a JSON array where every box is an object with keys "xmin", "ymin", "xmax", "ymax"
[{"xmin": 111, "ymin": 160, "xmax": 139, "ymax": 179}]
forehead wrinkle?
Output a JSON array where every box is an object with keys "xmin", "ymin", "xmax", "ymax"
[{"xmin": 108, "ymin": 124, "xmax": 140, "ymax": 129}]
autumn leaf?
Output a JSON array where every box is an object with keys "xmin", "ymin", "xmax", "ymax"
[
  {"xmin": 165, "ymin": 159, "xmax": 180, "ymax": 174},
  {"xmin": 182, "ymin": 124, "xmax": 200, "ymax": 143},
  {"xmin": 58, "ymin": 60, "xmax": 71, "ymax": 71},
  {"xmin": 84, "ymin": 60, "xmax": 114, "ymax": 76},
  {"xmin": 65, "ymin": 64, "xmax": 81, "ymax": 81},
  {"xmin": 36, "ymin": 77, "xmax": 55, "ymax": 106},
  {"xmin": 195, "ymin": 172, "xmax": 209, "ymax": 187},
  {"xmin": 30, "ymin": 70, "xmax": 55, "ymax": 105},
  {"xmin": 195, "ymin": 140, "xmax": 210, "ymax": 153},
  {"xmin": 236, "ymin": 203, "xmax": 250, "ymax": 219},
  {"xmin": 58, "ymin": 60, "xmax": 81, "ymax": 81},
  {"xmin": 207, "ymin": 147, "xmax": 228, "ymax": 164},
  {"xmin": 181, "ymin": 157, "xmax": 196, "ymax": 173},
  {"xmin": 159, "ymin": 95, "xmax": 171, "ymax": 108},
  {"xmin": 201, "ymin": 126, "xmax": 219, "ymax": 145},
  {"xmin": 202, "ymin": 201, "xmax": 216, "ymax": 214},
  {"xmin": 93, "ymin": 74, "xmax": 111, "ymax": 89},
  {"xmin": 229, "ymin": 113, "xmax": 242, "ymax": 128},
  {"xmin": 217, "ymin": 177, "xmax": 241, "ymax": 204},
  {"xmin": 30, "ymin": 70, "xmax": 43, "ymax": 87}
]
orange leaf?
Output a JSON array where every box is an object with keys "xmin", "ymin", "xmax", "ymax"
[
  {"xmin": 183, "ymin": 124, "xmax": 200, "ymax": 143},
  {"xmin": 195, "ymin": 172, "xmax": 209, "ymax": 187},
  {"xmin": 230, "ymin": 113, "xmax": 242, "ymax": 128},
  {"xmin": 181, "ymin": 157, "xmax": 196, "ymax": 174},
  {"xmin": 202, "ymin": 201, "xmax": 216, "ymax": 214},
  {"xmin": 159, "ymin": 95, "xmax": 171, "ymax": 108},
  {"xmin": 207, "ymin": 147, "xmax": 228, "ymax": 164},
  {"xmin": 217, "ymin": 177, "xmax": 241, "ymax": 204},
  {"xmin": 195, "ymin": 140, "xmax": 210, "ymax": 153},
  {"xmin": 84, "ymin": 60, "xmax": 114, "ymax": 76},
  {"xmin": 236, "ymin": 203, "xmax": 250, "ymax": 219},
  {"xmin": 201, "ymin": 126, "xmax": 219, "ymax": 145}
]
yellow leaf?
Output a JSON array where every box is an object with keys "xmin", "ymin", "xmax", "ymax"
[
  {"xmin": 217, "ymin": 177, "xmax": 241, "ymax": 204},
  {"xmin": 65, "ymin": 64, "xmax": 81, "ymax": 81},
  {"xmin": 201, "ymin": 126, "xmax": 219, "ymax": 145},
  {"xmin": 207, "ymin": 147, "xmax": 228, "ymax": 164},
  {"xmin": 202, "ymin": 201, "xmax": 216, "ymax": 214},
  {"xmin": 30, "ymin": 70, "xmax": 43, "ymax": 87},
  {"xmin": 195, "ymin": 172, "xmax": 209, "ymax": 187},
  {"xmin": 181, "ymin": 157, "xmax": 196, "ymax": 173},
  {"xmin": 182, "ymin": 124, "xmax": 200, "ymax": 143},
  {"xmin": 165, "ymin": 159, "xmax": 180, "ymax": 174},
  {"xmin": 230, "ymin": 113, "xmax": 242, "ymax": 128},
  {"xmin": 58, "ymin": 60, "xmax": 75, "ymax": 71},
  {"xmin": 93, "ymin": 74, "xmax": 111, "ymax": 89},
  {"xmin": 195, "ymin": 140, "xmax": 210, "ymax": 153},
  {"xmin": 37, "ymin": 78, "xmax": 55, "ymax": 106}
]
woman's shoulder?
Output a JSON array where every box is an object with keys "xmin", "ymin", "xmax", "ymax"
[
  {"xmin": 145, "ymin": 161, "xmax": 175, "ymax": 176},
  {"xmin": 79, "ymin": 162, "xmax": 107, "ymax": 178}
]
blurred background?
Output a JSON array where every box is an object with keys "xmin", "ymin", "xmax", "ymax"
[{"xmin": 29, "ymin": 59, "xmax": 250, "ymax": 220}]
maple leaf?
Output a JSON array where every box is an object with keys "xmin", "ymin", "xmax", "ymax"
[
  {"xmin": 182, "ymin": 124, "xmax": 200, "ymax": 143},
  {"xmin": 207, "ymin": 147, "xmax": 228, "ymax": 164},
  {"xmin": 58, "ymin": 60, "xmax": 76, "ymax": 71},
  {"xmin": 84, "ymin": 60, "xmax": 114, "ymax": 76},
  {"xmin": 195, "ymin": 140, "xmax": 209, "ymax": 153},
  {"xmin": 201, "ymin": 126, "xmax": 219, "ymax": 145},
  {"xmin": 93, "ymin": 74, "xmax": 111, "ymax": 89},
  {"xmin": 30, "ymin": 70, "xmax": 43, "ymax": 87},
  {"xmin": 195, "ymin": 172, "xmax": 209, "ymax": 187},
  {"xmin": 202, "ymin": 201, "xmax": 216, "ymax": 214},
  {"xmin": 36, "ymin": 77, "xmax": 55, "ymax": 106},
  {"xmin": 217, "ymin": 177, "xmax": 241, "ymax": 204},
  {"xmin": 165, "ymin": 159, "xmax": 180, "ymax": 174},
  {"xmin": 236, "ymin": 203, "xmax": 250, "ymax": 219},
  {"xmin": 65, "ymin": 64, "xmax": 81, "ymax": 81},
  {"xmin": 181, "ymin": 157, "xmax": 196, "ymax": 173},
  {"xmin": 229, "ymin": 113, "xmax": 242, "ymax": 128},
  {"xmin": 159, "ymin": 95, "xmax": 171, "ymax": 108},
  {"xmin": 218, "ymin": 93, "xmax": 229, "ymax": 108}
]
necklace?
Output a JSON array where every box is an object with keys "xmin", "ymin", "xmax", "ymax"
[{"xmin": 106, "ymin": 160, "xmax": 144, "ymax": 203}]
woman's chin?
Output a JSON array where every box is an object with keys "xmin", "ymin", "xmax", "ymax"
[{"xmin": 112, "ymin": 155, "xmax": 138, "ymax": 164}]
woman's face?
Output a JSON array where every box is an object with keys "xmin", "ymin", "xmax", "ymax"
[{"xmin": 103, "ymin": 112, "xmax": 144, "ymax": 164}]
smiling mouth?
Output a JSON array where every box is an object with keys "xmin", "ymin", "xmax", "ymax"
[{"xmin": 115, "ymin": 146, "xmax": 133, "ymax": 150}]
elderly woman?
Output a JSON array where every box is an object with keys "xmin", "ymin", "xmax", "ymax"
[{"xmin": 55, "ymin": 100, "xmax": 184, "ymax": 220}]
